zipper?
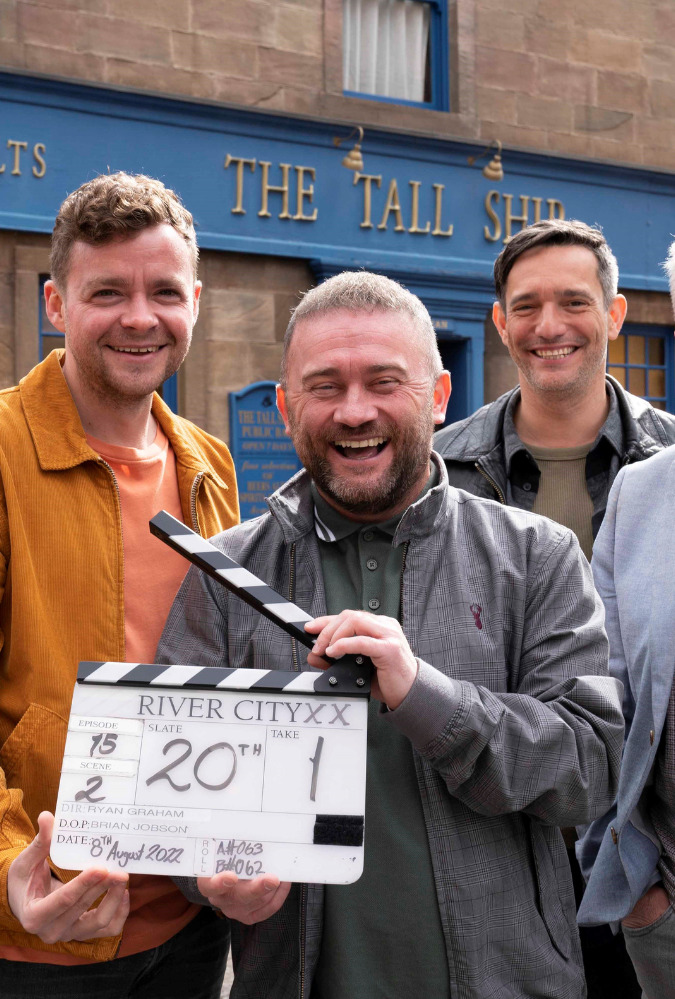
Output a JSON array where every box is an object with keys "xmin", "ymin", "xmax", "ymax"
[
  {"xmin": 289, "ymin": 542, "xmax": 299, "ymax": 671},
  {"xmin": 98, "ymin": 459, "xmax": 126, "ymax": 663},
  {"xmin": 475, "ymin": 462, "xmax": 506, "ymax": 504},
  {"xmin": 190, "ymin": 472, "xmax": 204, "ymax": 533}
]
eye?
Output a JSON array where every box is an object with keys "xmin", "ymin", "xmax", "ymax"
[
  {"xmin": 92, "ymin": 288, "xmax": 120, "ymax": 298},
  {"xmin": 372, "ymin": 377, "xmax": 398, "ymax": 390},
  {"xmin": 156, "ymin": 287, "xmax": 182, "ymax": 298}
]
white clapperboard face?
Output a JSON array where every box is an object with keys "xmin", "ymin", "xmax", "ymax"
[{"xmin": 52, "ymin": 512, "xmax": 370, "ymax": 884}]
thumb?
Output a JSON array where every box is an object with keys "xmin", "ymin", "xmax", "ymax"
[{"xmin": 17, "ymin": 812, "xmax": 53, "ymax": 874}]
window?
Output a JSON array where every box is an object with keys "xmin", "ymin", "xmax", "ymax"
[
  {"xmin": 38, "ymin": 276, "xmax": 179, "ymax": 412},
  {"xmin": 343, "ymin": 0, "xmax": 449, "ymax": 110},
  {"xmin": 607, "ymin": 325, "xmax": 674, "ymax": 412}
]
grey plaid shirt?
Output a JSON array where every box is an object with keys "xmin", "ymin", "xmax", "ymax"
[{"xmin": 158, "ymin": 453, "xmax": 623, "ymax": 999}]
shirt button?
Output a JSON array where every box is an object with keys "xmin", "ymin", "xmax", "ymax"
[
  {"xmin": 366, "ymin": 558, "xmax": 378, "ymax": 571},
  {"xmin": 368, "ymin": 598, "xmax": 380, "ymax": 610},
  {"xmin": 363, "ymin": 530, "xmax": 374, "ymax": 541},
  {"xmin": 522, "ymin": 482, "xmax": 532, "ymax": 492}
]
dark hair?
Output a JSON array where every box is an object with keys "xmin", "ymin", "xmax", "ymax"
[
  {"xmin": 51, "ymin": 172, "xmax": 197, "ymax": 289},
  {"xmin": 493, "ymin": 219, "xmax": 619, "ymax": 309}
]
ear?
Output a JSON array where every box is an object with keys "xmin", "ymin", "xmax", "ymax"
[
  {"xmin": 492, "ymin": 300, "xmax": 508, "ymax": 345},
  {"xmin": 44, "ymin": 280, "xmax": 67, "ymax": 334},
  {"xmin": 192, "ymin": 281, "xmax": 202, "ymax": 324},
  {"xmin": 276, "ymin": 384, "xmax": 291, "ymax": 435},
  {"xmin": 432, "ymin": 370, "xmax": 452, "ymax": 425},
  {"xmin": 607, "ymin": 294, "xmax": 627, "ymax": 341}
]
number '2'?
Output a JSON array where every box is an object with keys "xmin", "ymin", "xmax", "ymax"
[{"xmin": 146, "ymin": 739, "xmax": 238, "ymax": 793}]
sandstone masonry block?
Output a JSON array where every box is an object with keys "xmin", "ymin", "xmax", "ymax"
[
  {"xmin": 479, "ymin": 120, "xmax": 548, "ymax": 150},
  {"xmin": 568, "ymin": 29, "xmax": 642, "ymax": 72},
  {"xmin": 77, "ymin": 13, "xmax": 172, "ymax": 63},
  {"xmin": 590, "ymin": 135, "xmax": 644, "ymax": 165},
  {"xmin": 275, "ymin": 5, "xmax": 322, "ymax": 56},
  {"xmin": 546, "ymin": 131, "xmax": 594, "ymax": 158},
  {"xmin": 0, "ymin": 38, "xmax": 25, "ymax": 66},
  {"xmin": 475, "ymin": 7, "xmax": 525, "ymax": 52},
  {"xmin": 523, "ymin": 17, "xmax": 568, "ymax": 59},
  {"xmin": 172, "ymin": 31, "xmax": 258, "ymax": 78},
  {"xmin": 191, "ymin": 0, "xmax": 277, "ymax": 46},
  {"xmin": 104, "ymin": 58, "xmax": 198, "ymax": 98},
  {"xmin": 17, "ymin": 3, "xmax": 80, "ymax": 49},
  {"xmin": 597, "ymin": 71, "xmax": 648, "ymax": 114},
  {"xmin": 536, "ymin": 57, "xmax": 595, "ymax": 104},
  {"xmin": 475, "ymin": 47, "xmax": 535, "ymax": 93},
  {"xmin": 649, "ymin": 79, "xmax": 675, "ymax": 118},
  {"xmin": 642, "ymin": 45, "xmax": 675, "ymax": 85},
  {"xmin": 260, "ymin": 46, "xmax": 323, "ymax": 89},
  {"xmin": 25, "ymin": 42, "xmax": 103, "ymax": 80},
  {"xmin": 205, "ymin": 289, "xmax": 276, "ymax": 343},
  {"xmin": 517, "ymin": 94, "xmax": 573, "ymax": 133},
  {"xmin": 475, "ymin": 86, "xmax": 517, "ymax": 125},
  {"xmin": 109, "ymin": 0, "xmax": 190, "ymax": 31}
]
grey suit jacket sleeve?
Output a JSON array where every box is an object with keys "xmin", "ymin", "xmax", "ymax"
[
  {"xmin": 389, "ymin": 530, "xmax": 625, "ymax": 827},
  {"xmin": 576, "ymin": 468, "xmax": 631, "ymax": 881}
]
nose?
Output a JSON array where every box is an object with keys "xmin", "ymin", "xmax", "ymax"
[
  {"xmin": 535, "ymin": 302, "xmax": 567, "ymax": 338},
  {"xmin": 333, "ymin": 385, "xmax": 379, "ymax": 427},
  {"xmin": 119, "ymin": 293, "xmax": 158, "ymax": 332}
]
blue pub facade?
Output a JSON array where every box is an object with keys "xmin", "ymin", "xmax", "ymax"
[{"xmin": 2, "ymin": 70, "xmax": 674, "ymax": 515}]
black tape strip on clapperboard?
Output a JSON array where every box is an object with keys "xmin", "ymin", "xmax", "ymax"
[{"xmin": 148, "ymin": 509, "xmax": 372, "ymax": 697}]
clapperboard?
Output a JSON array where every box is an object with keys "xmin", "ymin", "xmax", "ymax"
[{"xmin": 52, "ymin": 511, "xmax": 370, "ymax": 884}]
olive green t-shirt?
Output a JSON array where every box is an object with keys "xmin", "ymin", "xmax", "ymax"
[
  {"xmin": 310, "ymin": 473, "xmax": 450, "ymax": 999},
  {"xmin": 528, "ymin": 442, "xmax": 594, "ymax": 562}
]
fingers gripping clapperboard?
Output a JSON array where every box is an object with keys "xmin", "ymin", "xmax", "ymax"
[{"xmin": 52, "ymin": 511, "xmax": 371, "ymax": 885}]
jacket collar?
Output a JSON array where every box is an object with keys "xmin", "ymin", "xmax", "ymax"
[
  {"xmin": 20, "ymin": 350, "xmax": 227, "ymax": 487},
  {"xmin": 435, "ymin": 376, "xmax": 671, "ymax": 468},
  {"xmin": 266, "ymin": 452, "xmax": 451, "ymax": 545}
]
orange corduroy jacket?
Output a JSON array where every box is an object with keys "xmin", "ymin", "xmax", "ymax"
[{"xmin": 0, "ymin": 350, "xmax": 238, "ymax": 959}]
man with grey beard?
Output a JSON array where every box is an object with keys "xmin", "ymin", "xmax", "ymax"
[{"xmin": 158, "ymin": 270, "xmax": 624, "ymax": 999}]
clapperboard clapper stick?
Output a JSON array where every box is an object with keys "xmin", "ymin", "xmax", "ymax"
[
  {"xmin": 148, "ymin": 509, "xmax": 372, "ymax": 696},
  {"xmin": 51, "ymin": 511, "xmax": 370, "ymax": 885}
]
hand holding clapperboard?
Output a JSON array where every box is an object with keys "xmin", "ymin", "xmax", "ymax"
[{"xmin": 51, "ymin": 511, "xmax": 371, "ymax": 885}]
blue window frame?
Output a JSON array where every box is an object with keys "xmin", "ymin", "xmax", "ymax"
[
  {"xmin": 39, "ymin": 276, "xmax": 179, "ymax": 412},
  {"xmin": 343, "ymin": 0, "xmax": 449, "ymax": 111},
  {"xmin": 607, "ymin": 324, "xmax": 674, "ymax": 413}
]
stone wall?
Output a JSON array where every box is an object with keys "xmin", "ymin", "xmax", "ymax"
[{"xmin": 1, "ymin": 0, "xmax": 674, "ymax": 169}]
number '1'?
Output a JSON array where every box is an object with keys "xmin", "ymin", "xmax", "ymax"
[{"xmin": 309, "ymin": 736, "xmax": 324, "ymax": 802}]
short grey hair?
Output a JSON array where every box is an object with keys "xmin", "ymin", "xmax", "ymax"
[
  {"xmin": 280, "ymin": 270, "xmax": 443, "ymax": 385},
  {"xmin": 663, "ymin": 240, "xmax": 675, "ymax": 315}
]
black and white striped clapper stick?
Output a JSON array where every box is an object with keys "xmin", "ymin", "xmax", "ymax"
[{"xmin": 149, "ymin": 510, "xmax": 371, "ymax": 696}]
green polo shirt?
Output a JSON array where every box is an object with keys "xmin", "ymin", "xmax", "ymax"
[{"xmin": 311, "ymin": 471, "xmax": 450, "ymax": 999}]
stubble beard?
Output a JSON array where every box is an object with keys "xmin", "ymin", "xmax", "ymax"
[{"xmin": 288, "ymin": 405, "xmax": 435, "ymax": 517}]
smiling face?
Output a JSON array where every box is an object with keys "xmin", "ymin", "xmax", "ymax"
[
  {"xmin": 493, "ymin": 243, "xmax": 626, "ymax": 403},
  {"xmin": 276, "ymin": 308, "xmax": 450, "ymax": 521},
  {"xmin": 44, "ymin": 223, "xmax": 201, "ymax": 409}
]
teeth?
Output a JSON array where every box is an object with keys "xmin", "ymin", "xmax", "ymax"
[
  {"xmin": 334, "ymin": 437, "xmax": 387, "ymax": 448},
  {"xmin": 112, "ymin": 346, "xmax": 160, "ymax": 354},
  {"xmin": 534, "ymin": 347, "xmax": 576, "ymax": 358}
]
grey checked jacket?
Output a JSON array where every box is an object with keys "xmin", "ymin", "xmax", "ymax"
[{"xmin": 157, "ymin": 454, "xmax": 624, "ymax": 999}]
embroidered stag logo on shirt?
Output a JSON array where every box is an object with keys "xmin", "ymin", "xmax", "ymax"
[{"xmin": 470, "ymin": 603, "xmax": 483, "ymax": 630}]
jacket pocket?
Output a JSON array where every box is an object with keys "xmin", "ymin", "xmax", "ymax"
[
  {"xmin": 1, "ymin": 702, "xmax": 68, "ymax": 825},
  {"xmin": 529, "ymin": 821, "xmax": 573, "ymax": 960}
]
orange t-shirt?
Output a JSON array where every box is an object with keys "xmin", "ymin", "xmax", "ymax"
[{"xmin": 1, "ymin": 422, "xmax": 201, "ymax": 964}]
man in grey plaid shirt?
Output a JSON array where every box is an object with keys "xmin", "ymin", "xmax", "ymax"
[{"xmin": 157, "ymin": 271, "xmax": 624, "ymax": 999}]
